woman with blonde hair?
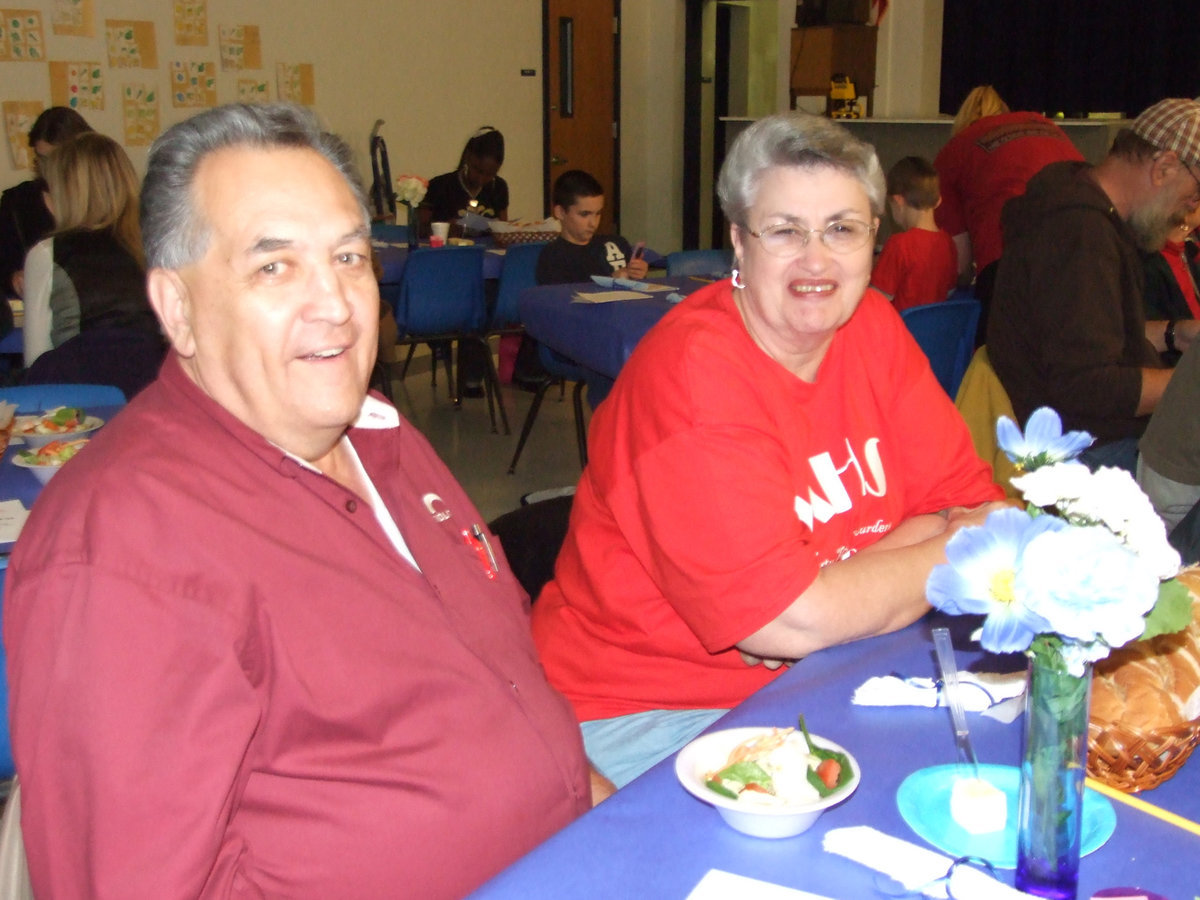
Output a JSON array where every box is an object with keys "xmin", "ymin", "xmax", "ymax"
[
  {"xmin": 21, "ymin": 132, "xmax": 164, "ymax": 394},
  {"xmin": 951, "ymin": 85, "xmax": 1010, "ymax": 135}
]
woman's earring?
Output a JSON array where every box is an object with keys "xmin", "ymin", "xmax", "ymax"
[{"xmin": 731, "ymin": 267, "xmax": 746, "ymax": 290}]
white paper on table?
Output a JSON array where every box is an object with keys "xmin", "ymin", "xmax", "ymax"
[
  {"xmin": 853, "ymin": 671, "xmax": 1026, "ymax": 724},
  {"xmin": 823, "ymin": 826, "xmax": 1039, "ymax": 899},
  {"xmin": 570, "ymin": 289, "xmax": 651, "ymax": 304},
  {"xmin": 589, "ymin": 275, "xmax": 677, "ymax": 292},
  {"xmin": 0, "ymin": 500, "xmax": 30, "ymax": 544},
  {"xmin": 686, "ymin": 869, "xmax": 838, "ymax": 900}
]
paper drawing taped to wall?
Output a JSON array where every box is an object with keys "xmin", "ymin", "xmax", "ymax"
[
  {"xmin": 122, "ymin": 83, "xmax": 159, "ymax": 146},
  {"xmin": 50, "ymin": 61, "xmax": 105, "ymax": 111},
  {"xmin": 1, "ymin": 9, "xmax": 45, "ymax": 61},
  {"xmin": 171, "ymin": 60, "xmax": 217, "ymax": 108}
]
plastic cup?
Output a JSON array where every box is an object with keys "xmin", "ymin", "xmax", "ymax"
[{"xmin": 431, "ymin": 222, "xmax": 450, "ymax": 247}]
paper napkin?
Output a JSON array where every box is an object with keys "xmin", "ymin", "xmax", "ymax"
[
  {"xmin": 686, "ymin": 869, "xmax": 837, "ymax": 900},
  {"xmin": 853, "ymin": 671, "xmax": 1026, "ymax": 723},
  {"xmin": 823, "ymin": 826, "xmax": 1038, "ymax": 899}
]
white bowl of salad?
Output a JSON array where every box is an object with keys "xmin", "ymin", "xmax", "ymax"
[
  {"xmin": 16, "ymin": 407, "xmax": 104, "ymax": 449},
  {"xmin": 13, "ymin": 437, "xmax": 91, "ymax": 483},
  {"xmin": 675, "ymin": 720, "xmax": 860, "ymax": 839}
]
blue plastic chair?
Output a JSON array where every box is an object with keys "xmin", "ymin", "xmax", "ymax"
[
  {"xmin": 900, "ymin": 298, "xmax": 982, "ymax": 398},
  {"xmin": 0, "ymin": 383, "xmax": 126, "ymax": 413},
  {"xmin": 392, "ymin": 246, "xmax": 509, "ymax": 434},
  {"xmin": 507, "ymin": 344, "xmax": 595, "ymax": 473},
  {"xmin": 490, "ymin": 242, "xmax": 548, "ymax": 333},
  {"xmin": 665, "ymin": 248, "xmax": 732, "ymax": 279}
]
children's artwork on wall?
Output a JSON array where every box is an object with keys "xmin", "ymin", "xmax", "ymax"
[
  {"xmin": 237, "ymin": 78, "xmax": 269, "ymax": 104},
  {"xmin": 51, "ymin": 0, "xmax": 93, "ymax": 37},
  {"xmin": 171, "ymin": 60, "xmax": 216, "ymax": 107},
  {"xmin": 219, "ymin": 24, "xmax": 261, "ymax": 71},
  {"xmin": 121, "ymin": 83, "xmax": 158, "ymax": 146},
  {"xmin": 1, "ymin": 9, "xmax": 45, "ymax": 60},
  {"xmin": 50, "ymin": 61, "xmax": 105, "ymax": 110},
  {"xmin": 276, "ymin": 62, "xmax": 315, "ymax": 105},
  {"xmin": 173, "ymin": 0, "xmax": 206, "ymax": 47},
  {"xmin": 106, "ymin": 19, "xmax": 158, "ymax": 69},
  {"xmin": 3, "ymin": 99, "xmax": 42, "ymax": 168}
]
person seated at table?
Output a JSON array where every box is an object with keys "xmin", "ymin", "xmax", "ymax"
[
  {"xmin": 535, "ymin": 169, "xmax": 649, "ymax": 284},
  {"xmin": 420, "ymin": 125, "xmax": 508, "ymax": 237},
  {"xmin": 0, "ymin": 106, "xmax": 92, "ymax": 302},
  {"xmin": 530, "ymin": 112, "xmax": 1006, "ymax": 788},
  {"xmin": 19, "ymin": 131, "xmax": 165, "ymax": 396},
  {"xmin": 870, "ymin": 155, "xmax": 957, "ymax": 312},
  {"xmin": 1142, "ymin": 203, "xmax": 1200, "ymax": 365},
  {"xmin": 988, "ymin": 98, "xmax": 1200, "ymax": 475},
  {"xmin": 5, "ymin": 102, "xmax": 602, "ymax": 899}
]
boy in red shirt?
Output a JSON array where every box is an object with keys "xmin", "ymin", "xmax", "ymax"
[{"xmin": 871, "ymin": 156, "xmax": 958, "ymax": 312}]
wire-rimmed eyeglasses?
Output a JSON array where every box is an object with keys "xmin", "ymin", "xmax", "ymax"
[
  {"xmin": 873, "ymin": 854, "xmax": 999, "ymax": 898},
  {"xmin": 746, "ymin": 219, "xmax": 877, "ymax": 257}
]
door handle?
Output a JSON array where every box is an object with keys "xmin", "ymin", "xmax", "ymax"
[{"xmin": 550, "ymin": 155, "xmax": 568, "ymax": 165}]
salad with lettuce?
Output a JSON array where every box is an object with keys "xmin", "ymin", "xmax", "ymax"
[
  {"xmin": 17, "ymin": 438, "xmax": 89, "ymax": 467},
  {"xmin": 19, "ymin": 406, "xmax": 89, "ymax": 436},
  {"xmin": 705, "ymin": 716, "xmax": 852, "ymax": 805}
]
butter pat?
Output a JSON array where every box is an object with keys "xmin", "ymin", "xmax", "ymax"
[{"xmin": 950, "ymin": 777, "xmax": 1007, "ymax": 834}]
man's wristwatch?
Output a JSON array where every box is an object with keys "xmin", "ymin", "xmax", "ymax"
[{"xmin": 1165, "ymin": 319, "xmax": 1178, "ymax": 355}]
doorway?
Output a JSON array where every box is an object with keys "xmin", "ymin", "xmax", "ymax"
[{"xmin": 543, "ymin": 0, "xmax": 619, "ymax": 222}]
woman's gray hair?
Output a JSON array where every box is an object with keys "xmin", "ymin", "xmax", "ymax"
[
  {"xmin": 141, "ymin": 103, "xmax": 368, "ymax": 269},
  {"xmin": 717, "ymin": 112, "xmax": 885, "ymax": 227}
]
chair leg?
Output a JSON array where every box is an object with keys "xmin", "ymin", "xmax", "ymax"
[
  {"xmin": 572, "ymin": 380, "xmax": 588, "ymax": 468},
  {"xmin": 508, "ymin": 379, "xmax": 554, "ymax": 473},
  {"xmin": 370, "ymin": 360, "xmax": 394, "ymax": 404},
  {"xmin": 476, "ymin": 336, "xmax": 510, "ymax": 436},
  {"xmin": 447, "ymin": 341, "xmax": 460, "ymax": 405},
  {"xmin": 399, "ymin": 343, "xmax": 418, "ymax": 380}
]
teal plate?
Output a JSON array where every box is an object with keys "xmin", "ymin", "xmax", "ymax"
[{"xmin": 897, "ymin": 763, "xmax": 1116, "ymax": 869}]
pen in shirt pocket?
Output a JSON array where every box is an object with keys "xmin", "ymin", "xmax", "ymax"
[{"xmin": 462, "ymin": 524, "xmax": 499, "ymax": 579}]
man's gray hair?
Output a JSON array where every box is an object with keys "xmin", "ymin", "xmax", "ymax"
[
  {"xmin": 717, "ymin": 112, "xmax": 885, "ymax": 228},
  {"xmin": 141, "ymin": 103, "xmax": 368, "ymax": 269}
]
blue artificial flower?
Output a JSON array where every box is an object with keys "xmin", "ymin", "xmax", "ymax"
[
  {"xmin": 926, "ymin": 508, "xmax": 1065, "ymax": 653},
  {"xmin": 996, "ymin": 407, "xmax": 1094, "ymax": 470}
]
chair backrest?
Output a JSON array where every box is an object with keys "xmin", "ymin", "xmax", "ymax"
[
  {"xmin": 0, "ymin": 383, "xmax": 127, "ymax": 413},
  {"xmin": 900, "ymin": 298, "xmax": 981, "ymax": 398},
  {"xmin": 370, "ymin": 221, "xmax": 410, "ymax": 244},
  {"xmin": 396, "ymin": 246, "xmax": 487, "ymax": 336},
  {"xmin": 954, "ymin": 346, "xmax": 1020, "ymax": 497},
  {"xmin": 491, "ymin": 242, "xmax": 548, "ymax": 330},
  {"xmin": 665, "ymin": 248, "xmax": 732, "ymax": 278}
]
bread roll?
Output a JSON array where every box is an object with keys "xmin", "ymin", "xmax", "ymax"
[{"xmin": 1089, "ymin": 568, "xmax": 1200, "ymax": 731}]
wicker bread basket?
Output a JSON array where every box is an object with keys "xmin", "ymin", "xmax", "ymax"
[
  {"xmin": 488, "ymin": 219, "xmax": 559, "ymax": 248},
  {"xmin": 1087, "ymin": 716, "xmax": 1200, "ymax": 792},
  {"xmin": 1086, "ymin": 567, "xmax": 1200, "ymax": 792}
]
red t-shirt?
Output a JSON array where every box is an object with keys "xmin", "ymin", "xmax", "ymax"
[
  {"xmin": 934, "ymin": 112, "xmax": 1083, "ymax": 271},
  {"xmin": 871, "ymin": 227, "xmax": 958, "ymax": 311},
  {"xmin": 1162, "ymin": 240, "xmax": 1200, "ymax": 318},
  {"xmin": 531, "ymin": 281, "xmax": 1002, "ymax": 721}
]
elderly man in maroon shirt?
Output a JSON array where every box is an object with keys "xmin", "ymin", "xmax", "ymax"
[{"xmin": 4, "ymin": 103, "xmax": 601, "ymax": 899}]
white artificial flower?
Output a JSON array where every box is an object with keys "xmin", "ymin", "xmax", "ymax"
[
  {"xmin": 1011, "ymin": 463, "xmax": 1181, "ymax": 579},
  {"xmin": 394, "ymin": 174, "xmax": 428, "ymax": 207}
]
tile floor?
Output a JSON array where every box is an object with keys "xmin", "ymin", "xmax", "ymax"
[{"xmin": 384, "ymin": 348, "xmax": 585, "ymax": 523}]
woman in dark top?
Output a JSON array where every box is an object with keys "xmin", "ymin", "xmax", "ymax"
[
  {"xmin": 21, "ymin": 132, "xmax": 165, "ymax": 396},
  {"xmin": 420, "ymin": 126, "xmax": 508, "ymax": 236},
  {"xmin": 0, "ymin": 106, "xmax": 92, "ymax": 303}
]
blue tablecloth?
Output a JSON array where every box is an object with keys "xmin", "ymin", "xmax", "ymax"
[
  {"xmin": 518, "ymin": 277, "xmax": 703, "ymax": 380},
  {"xmin": 470, "ymin": 614, "xmax": 1200, "ymax": 898}
]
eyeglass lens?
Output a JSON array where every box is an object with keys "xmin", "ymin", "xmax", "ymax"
[{"xmin": 753, "ymin": 220, "xmax": 873, "ymax": 256}]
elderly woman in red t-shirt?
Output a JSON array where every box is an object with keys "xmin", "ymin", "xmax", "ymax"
[{"xmin": 531, "ymin": 112, "xmax": 1006, "ymax": 788}]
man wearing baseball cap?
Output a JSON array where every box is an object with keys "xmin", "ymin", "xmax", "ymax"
[{"xmin": 988, "ymin": 97, "xmax": 1200, "ymax": 473}]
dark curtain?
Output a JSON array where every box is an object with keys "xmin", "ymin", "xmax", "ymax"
[{"xmin": 941, "ymin": 1, "xmax": 1200, "ymax": 118}]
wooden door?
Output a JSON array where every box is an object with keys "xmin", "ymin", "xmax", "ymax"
[{"xmin": 544, "ymin": 0, "xmax": 618, "ymax": 219}]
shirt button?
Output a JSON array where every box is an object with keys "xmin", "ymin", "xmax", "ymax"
[{"xmin": 345, "ymin": 499, "xmax": 357, "ymax": 513}]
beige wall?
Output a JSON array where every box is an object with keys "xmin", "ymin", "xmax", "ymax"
[
  {"xmin": 0, "ymin": 0, "xmax": 546, "ymax": 220},
  {"xmin": 1, "ymin": 0, "xmax": 945, "ymax": 258}
]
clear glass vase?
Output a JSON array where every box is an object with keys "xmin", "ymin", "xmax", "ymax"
[
  {"xmin": 1015, "ymin": 657, "xmax": 1093, "ymax": 900},
  {"xmin": 406, "ymin": 203, "xmax": 420, "ymax": 250}
]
